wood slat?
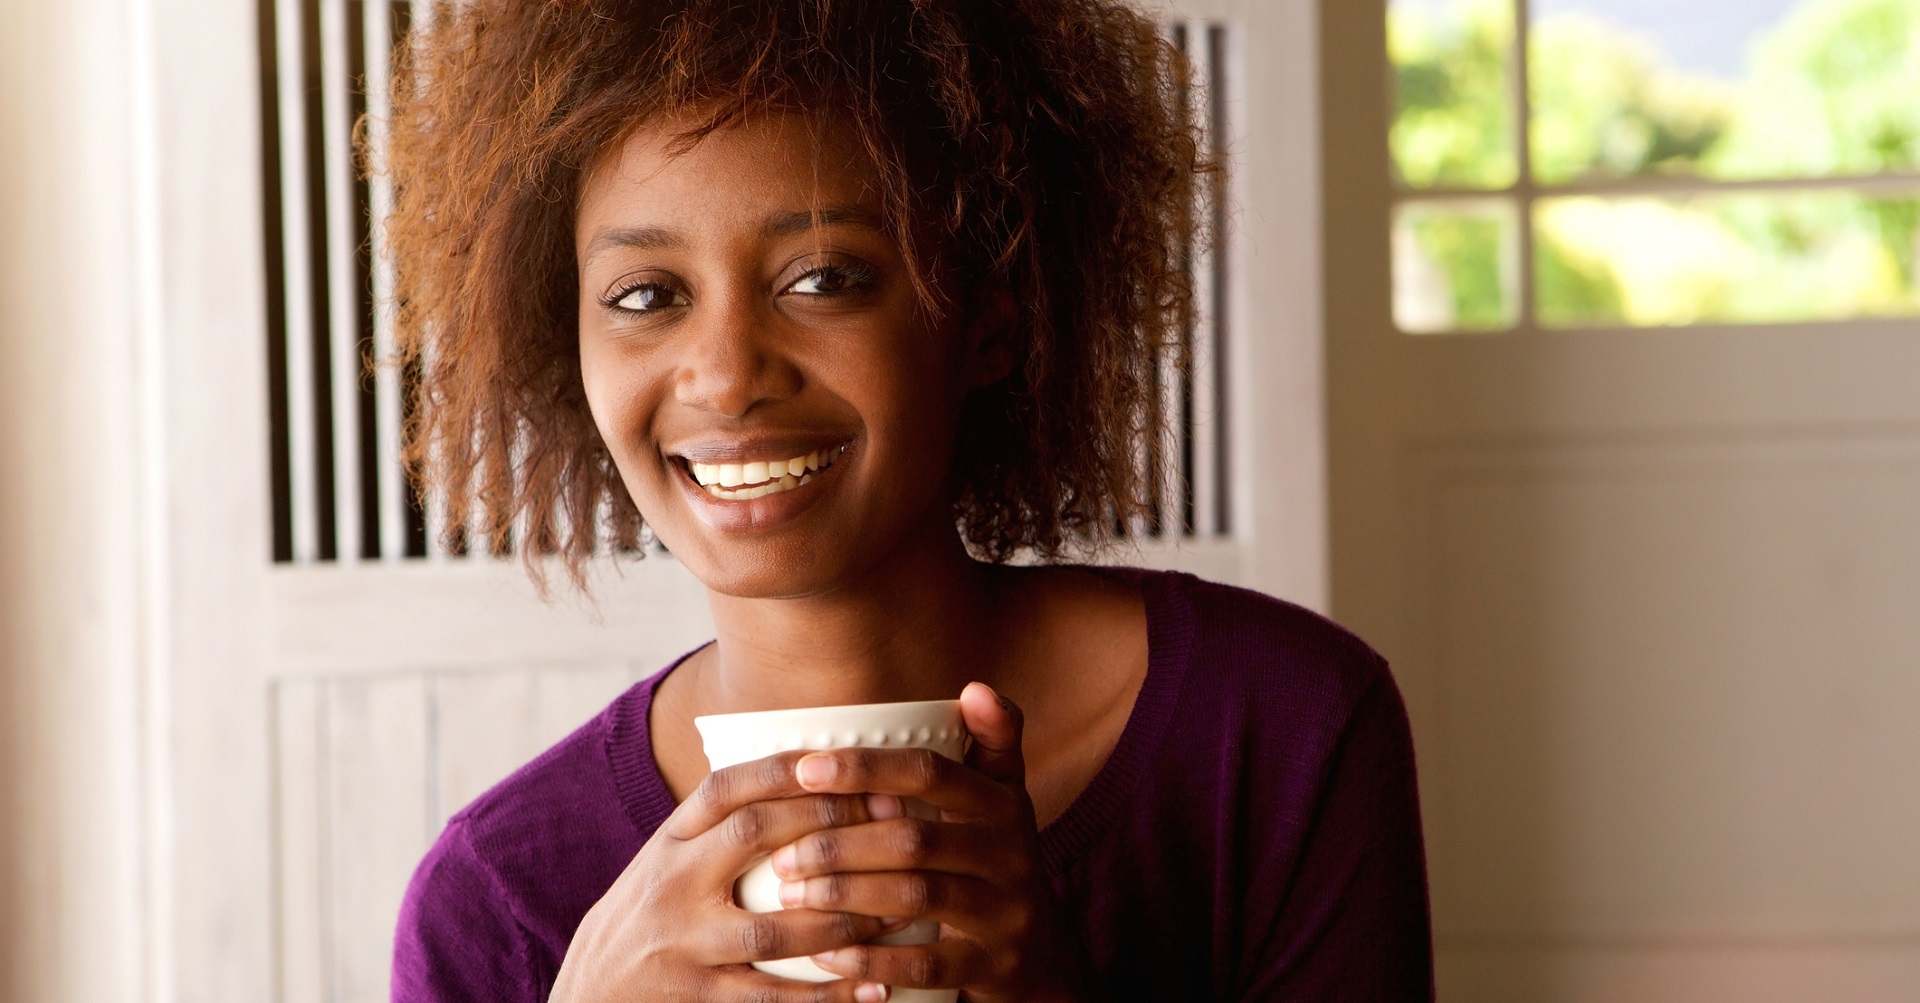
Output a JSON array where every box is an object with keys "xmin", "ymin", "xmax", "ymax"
[
  {"xmin": 431, "ymin": 670, "xmax": 537, "ymax": 827},
  {"xmin": 272, "ymin": 0, "xmax": 319, "ymax": 562},
  {"xmin": 319, "ymin": 0, "xmax": 362, "ymax": 562},
  {"xmin": 326, "ymin": 675, "xmax": 431, "ymax": 1003},
  {"xmin": 535, "ymin": 663, "xmax": 646, "ymax": 749},
  {"xmin": 274, "ymin": 681, "xmax": 328, "ymax": 1003}
]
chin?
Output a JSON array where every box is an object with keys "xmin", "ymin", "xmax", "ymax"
[{"xmin": 664, "ymin": 534, "xmax": 863, "ymax": 601}]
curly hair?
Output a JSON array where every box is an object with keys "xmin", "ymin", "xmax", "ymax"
[{"xmin": 378, "ymin": 0, "xmax": 1206, "ymax": 584}]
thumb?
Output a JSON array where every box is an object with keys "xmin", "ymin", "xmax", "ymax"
[{"xmin": 960, "ymin": 681, "xmax": 1026, "ymax": 785}]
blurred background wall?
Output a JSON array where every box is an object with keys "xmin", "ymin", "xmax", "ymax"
[
  {"xmin": 1326, "ymin": 0, "xmax": 1920, "ymax": 996},
  {"xmin": 0, "ymin": 1, "xmax": 149, "ymax": 1000}
]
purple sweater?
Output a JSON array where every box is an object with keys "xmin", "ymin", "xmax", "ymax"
[{"xmin": 393, "ymin": 570, "xmax": 1433, "ymax": 1000}]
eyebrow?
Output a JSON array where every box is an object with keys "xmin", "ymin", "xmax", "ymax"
[
  {"xmin": 583, "ymin": 204, "xmax": 887, "ymax": 265},
  {"xmin": 583, "ymin": 226, "xmax": 683, "ymax": 263},
  {"xmin": 759, "ymin": 205, "xmax": 887, "ymax": 239}
]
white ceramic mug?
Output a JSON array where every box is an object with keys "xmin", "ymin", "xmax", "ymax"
[{"xmin": 695, "ymin": 699, "xmax": 967, "ymax": 1003}]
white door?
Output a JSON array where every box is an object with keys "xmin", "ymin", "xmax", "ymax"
[
  {"xmin": 139, "ymin": 0, "xmax": 1328, "ymax": 998},
  {"xmin": 1323, "ymin": 0, "xmax": 1920, "ymax": 998}
]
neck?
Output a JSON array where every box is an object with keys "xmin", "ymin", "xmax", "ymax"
[{"xmin": 696, "ymin": 520, "xmax": 1006, "ymax": 712}]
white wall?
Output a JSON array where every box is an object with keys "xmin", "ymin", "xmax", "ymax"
[{"xmin": 0, "ymin": 0, "xmax": 149, "ymax": 999}]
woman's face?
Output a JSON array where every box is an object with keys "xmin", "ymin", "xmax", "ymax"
[{"xmin": 575, "ymin": 112, "xmax": 991, "ymax": 598}]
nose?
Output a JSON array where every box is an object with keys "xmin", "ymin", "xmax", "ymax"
[{"xmin": 673, "ymin": 290, "xmax": 802, "ymax": 418}]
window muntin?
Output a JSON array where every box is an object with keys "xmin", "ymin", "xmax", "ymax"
[{"xmin": 1389, "ymin": 0, "xmax": 1920, "ymax": 333}]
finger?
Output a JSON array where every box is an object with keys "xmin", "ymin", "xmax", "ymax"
[
  {"xmin": 959, "ymin": 682, "xmax": 1026, "ymax": 785},
  {"xmin": 770, "ymin": 817, "xmax": 1017, "ymax": 884},
  {"xmin": 699, "ymin": 965, "xmax": 888, "ymax": 1003},
  {"xmin": 665, "ymin": 752, "xmax": 813, "ymax": 840},
  {"xmin": 793, "ymin": 747, "xmax": 1005, "ymax": 819},
  {"xmin": 777, "ymin": 869, "xmax": 1003, "ymax": 929},
  {"xmin": 701, "ymin": 908, "xmax": 911, "ymax": 968},
  {"xmin": 697, "ymin": 793, "xmax": 905, "ymax": 878},
  {"xmin": 811, "ymin": 939, "xmax": 996, "ymax": 991}
]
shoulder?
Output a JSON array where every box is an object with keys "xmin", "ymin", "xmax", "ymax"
[
  {"xmin": 451, "ymin": 702, "xmax": 639, "ymax": 873},
  {"xmin": 394, "ymin": 815, "xmax": 540, "ymax": 1001},
  {"xmin": 1146, "ymin": 569, "xmax": 1392, "ymax": 719},
  {"xmin": 1128, "ymin": 568, "xmax": 1416, "ymax": 829}
]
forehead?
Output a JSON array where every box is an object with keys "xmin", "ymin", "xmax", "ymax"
[{"xmin": 576, "ymin": 110, "xmax": 884, "ymax": 246}]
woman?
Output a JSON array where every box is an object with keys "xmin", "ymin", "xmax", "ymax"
[{"xmin": 386, "ymin": 2, "xmax": 1432, "ymax": 1000}]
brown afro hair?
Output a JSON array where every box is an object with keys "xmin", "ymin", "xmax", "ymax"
[{"xmin": 377, "ymin": 0, "xmax": 1208, "ymax": 585}]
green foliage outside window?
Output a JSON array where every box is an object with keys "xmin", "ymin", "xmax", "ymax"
[
  {"xmin": 1389, "ymin": 0, "xmax": 1517, "ymax": 188},
  {"xmin": 1391, "ymin": 0, "xmax": 1920, "ymax": 329}
]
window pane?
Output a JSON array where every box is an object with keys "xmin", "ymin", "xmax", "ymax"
[
  {"xmin": 1535, "ymin": 189, "xmax": 1920, "ymax": 326},
  {"xmin": 1395, "ymin": 199, "xmax": 1522, "ymax": 332},
  {"xmin": 1391, "ymin": 0, "xmax": 1519, "ymax": 190},
  {"xmin": 1531, "ymin": 0, "xmax": 1920, "ymax": 184}
]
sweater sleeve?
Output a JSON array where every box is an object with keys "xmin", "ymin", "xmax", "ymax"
[
  {"xmin": 1238, "ymin": 668, "xmax": 1435, "ymax": 1001},
  {"xmin": 392, "ymin": 818, "xmax": 544, "ymax": 1003}
]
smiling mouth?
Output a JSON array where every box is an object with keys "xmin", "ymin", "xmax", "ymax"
[{"xmin": 681, "ymin": 445, "xmax": 847, "ymax": 501}]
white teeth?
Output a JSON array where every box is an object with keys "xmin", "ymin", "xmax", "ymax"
[{"xmin": 691, "ymin": 445, "xmax": 844, "ymax": 500}]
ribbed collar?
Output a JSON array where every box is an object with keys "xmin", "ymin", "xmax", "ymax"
[{"xmin": 606, "ymin": 649, "xmax": 694, "ymax": 835}]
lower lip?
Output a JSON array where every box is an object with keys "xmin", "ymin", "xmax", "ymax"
[{"xmin": 674, "ymin": 455, "xmax": 845, "ymax": 533}]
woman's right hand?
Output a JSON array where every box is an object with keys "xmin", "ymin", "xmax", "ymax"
[{"xmin": 549, "ymin": 751, "xmax": 907, "ymax": 1003}]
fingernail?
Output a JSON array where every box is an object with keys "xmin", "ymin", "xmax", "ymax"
[
  {"xmin": 797, "ymin": 755, "xmax": 838, "ymax": 787},
  {"xmin": 855, "ymin": 983, "xmax": 890, "ymax": 1002},
  {"xmin": 867, "ymin": 793, "xmax": 902, "ymax": 820},
  {"xmin": 771, "ymin": 844, "xmax": 797, "ymax": 877},
  {"xmin": 777, "ymin": 880, "xmax": 804, "ymax": 908},
  {"xmin": 813, "ymin": 948, "xmax": 850, "ymax": 967},
  {"xmin": 880, "ymin": 916, "xmax": 910, "ymax": 931}
]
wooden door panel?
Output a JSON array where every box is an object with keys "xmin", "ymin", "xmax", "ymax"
[
  {"xmin": 1323, "ymin": 0, "xmax": 1920, "ymax": 993},
  {"xmin": 1411, "ymin": 435, "xmax": 1920, "ymax": 942},
  {"xmin": 1438, "ymin": 945, "xmax": 1920, "ymax": 1003},
  {"xmin": 272, "ymin": 656, "xmax": 673, "ymax": 1003}
]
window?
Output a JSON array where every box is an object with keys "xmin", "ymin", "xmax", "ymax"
[{"xmin": 1389, "ymin": 0, "xmax": 1920, "ymax": 333}]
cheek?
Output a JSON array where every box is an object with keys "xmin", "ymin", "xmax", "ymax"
[{"xmin": 578, "ymin": 342, "xmax": 659, "ymax": 469}]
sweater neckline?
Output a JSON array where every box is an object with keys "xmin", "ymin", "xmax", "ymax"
[{"xmin": 605, "ymin": 568, "xmax": 1197, "ymax": 876}]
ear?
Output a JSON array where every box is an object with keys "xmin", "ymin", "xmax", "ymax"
[{"xmin": 959, "ymin": 288, "xmax": 1018, "ymax": 390}]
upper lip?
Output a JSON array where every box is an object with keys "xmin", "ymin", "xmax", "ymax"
[{"xmin": 665, "ymin": 433, "xmax": 854, "ymax": 465}]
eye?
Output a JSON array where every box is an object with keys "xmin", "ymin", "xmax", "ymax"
[
  {"xmin": 783, "ymin": 261, "xmax": 879, "ymax": 297},
  {"xmin": 605, "ymin": 280, "xmax": 688, "ymax": 314}
]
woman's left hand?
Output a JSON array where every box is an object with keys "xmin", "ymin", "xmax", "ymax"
[{"xmin": 770, "ymin": 682, "xmax": 1085, "ymax": 1003}]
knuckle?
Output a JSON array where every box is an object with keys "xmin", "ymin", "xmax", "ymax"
[
  {"xmin": 803, "ymin": 832, "xmax": 842, "ymax": 871},
  {"xmin": 695, "ymin": 767, "xmax": 736, "ymax": 813},
  {"xmin": 737, "ymin": 914, "xmax": 786, "ymax": 961},
  {"xmin": 819, "ymin": 873, "xmax": 852, "ymax": 908},
  {"xmin": 838, "ymin": 748, "xmax": 875, "ymax": 784},
  {"xmin": 759, "ymin": 752, "xmax": 798, "ymax": 789},
  {"xmin": 725, "ymin": 805, "xmax": 769, "ymax": 848},
  {"xmin": 900, "ymin": 873, "xmax": 935, "ymax": 916},
  {"xmin": 816, "ymin": 794, "xmax": 855, "ymax": 829},
  {"xmin": 908, "ymin": 750, "xmax": 942, "ymax": 790},
  {"xmin": 892, "ymin": 819, "xmax": 934, "ymax": 865},
  {"xmin": 832, "ymin": 905, "xmax": 867, "ymax": 942},
  {"xmin": 907, "ymin": 949, "xmax": 944, "ymax": 987}
]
